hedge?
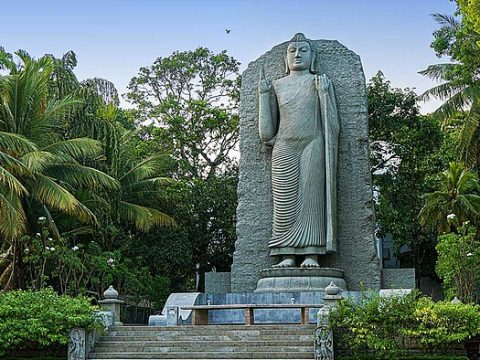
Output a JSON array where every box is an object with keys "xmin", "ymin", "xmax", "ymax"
[{"xmin": 0, "ymin": 288, "xmax": 99, "ymax": 355}]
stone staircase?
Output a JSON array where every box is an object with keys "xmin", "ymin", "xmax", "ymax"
[{"xmin": 88, "ymin": 324, "xmax": 315, "ymax": 359}]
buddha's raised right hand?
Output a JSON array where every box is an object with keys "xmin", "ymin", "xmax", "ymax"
[{"xmin": 258, "ymin": 70, "xmax": 271, "ymax": 94}]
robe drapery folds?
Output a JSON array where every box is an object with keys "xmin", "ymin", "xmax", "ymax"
[{"xmin": 262, "ymin": 74, "xmax": 339, "ymax": 256}]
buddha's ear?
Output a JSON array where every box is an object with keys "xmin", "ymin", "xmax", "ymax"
[
  {"xmin": 284, "ymin": 53, "xmax": 290, "ymax": 75},
  {"xmin": 310, "ymin": 50, "xmax": 317, "ymax": 74}
]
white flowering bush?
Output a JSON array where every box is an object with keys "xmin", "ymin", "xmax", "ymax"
[{"xmin": 436, "ymin": 224, "xmax": 480, "ymax": 303}]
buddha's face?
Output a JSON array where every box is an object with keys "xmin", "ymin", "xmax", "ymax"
[{"xmin": 286, "ymin": 41, "xmax": 311, "ymax": 72}]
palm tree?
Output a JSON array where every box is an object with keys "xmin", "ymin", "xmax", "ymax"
[
  {"xmin": 419, "ymin": 14, "xmax": 480, "ymax": 166},
  {"xmin": 117, "ymin": 156, "xmax": 175, "ymax": 231},
  {"xmin": 0, "ymin": 51, "xmax": 119, "ymax": 288},
  {"xmin": 419, "ymin": 162, "xmax": 480, "ymax": 233},
  {"xmin": 94, "ymin": 107, "xmax": 176, "ymax": 231}
]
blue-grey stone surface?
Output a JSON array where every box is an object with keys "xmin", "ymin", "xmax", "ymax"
[
  {"xmin": 206, "ymin": 291, "xmax": 323, "ymax": 324},
  {"xmin": 232, "ymin": 37, "xmax": 381, "ymax": 292},
  {"xmin": 148, "ymin": 292, "xmax": 203, "ymax": 326},
  {"xmin": 205, "ymin": 272, "xmax": 231, "ymax": 294},
  {"xmin": 382, "ymin": 268, "xmax": 415, "ymax": 289},
  {"xmin": 150, "ymin": 290, "xmax": 410, "ymax": 326},
  {"xmin": 255, "ymin": 268, "xmax": 347, "ymax": 292}
]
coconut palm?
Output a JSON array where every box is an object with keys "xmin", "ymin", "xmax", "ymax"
[
  {"xmin": 419, "ymin": 162, "xmax": 480, "ymax": 233},
  {"xmin": 94, "ymin": 107, "xmax": 176, "ymax": 231},
  {"xmin": 0, "ymin": 51, "xmax": 119, "ymax": 288},
  {"xmin": 419, "ymin": 14, "xmax": 480, "ymax": 166}
]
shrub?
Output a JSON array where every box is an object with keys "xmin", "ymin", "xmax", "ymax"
[
  {"xmin": 406, "ymin": 297, "xmax": 480, "ymax": 352},
  {"xmin": 330, "ymin": 291, "xmax": 417, "ymax": 358},
  {"xmin": 436, "ymin": 224, "xmax": 480, "ymax": 303},
  {"xmin": 330, "ymin": 291, "xmax": 480, "ymax": 358},
  {"xmin": 0, "ymin": 288, "xmax": 99, "ymax": 355}
]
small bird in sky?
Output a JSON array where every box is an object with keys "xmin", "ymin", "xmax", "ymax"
[{"xmin": 225, "ymin": 29, "xmax": 231, "ymax": 34}]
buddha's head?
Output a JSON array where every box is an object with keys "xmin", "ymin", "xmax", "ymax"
[{"xmin": 285, "ymin": 33, "xmax": 316, "ymax": 75}]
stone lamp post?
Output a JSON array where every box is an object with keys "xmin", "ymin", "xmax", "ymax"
[
  {"xmin": 98, "ymin": 286, "xmax": 124, "ymax": 326},
  {"xmin": 315, "ymin": 281, "xmax": 343, "ymax": 360}
]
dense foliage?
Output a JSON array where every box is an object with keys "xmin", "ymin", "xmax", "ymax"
[
  {"xmin": 416, "ymin": 1, "xmax": 480, "ymax": 301},
  {"xmin": 419, "ymin": 162, "xmax": 480, "ymax": 234},
  {"xmin": 127, "ymin": 47, "xmax": 240, "ymax": 290},
  {"xmin": 0, "ymin": 288, "xmax": 98, "ymax": 355},
  {"xmin": 0, "ymin": 46, "xmax": 239, "ymax": 305},
  {"xmin": 436, "ymin": 224, "xmax": 480, "ymax": 303},
  {"xmin": 368, "ymin": 72, "xmax": 454, "ymax": 276},
  {"xmin": 420, "ymin": 1, "xmax": 480, "ymax": 168},
  {"xmin": 330, "ymin": 292, "xmax": 480, "ymax": 358}
]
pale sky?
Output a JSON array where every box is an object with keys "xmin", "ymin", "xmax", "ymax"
[{"xmin": 0, "ymin": 0, "xmax": 458, "ymax": 114}]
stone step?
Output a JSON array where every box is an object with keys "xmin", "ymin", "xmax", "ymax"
[
  {"xmin": 105, "ymin": 328, "xmax": 313, "ymax": 336},
  {"xmin": 96, "ymin": 340, "xmax": 312, "ymax": 347},
  {"xmin": 88, "ymin": 351, "xmax": 314, "ymax": 359},
  {"xmin": 94, "ymin": 345, "xmax": 312, "ymax": 353},
  {"xmin": 89, "ymin": 325, "xmax": 315, "ymax": 359},
  {"xmin": 109, "ymin": 325, "xmax": 316, "ymax": 329},
  {"xmin": 100, "ymin": 334, "xmax": 313, "ymax": 342},
  {"xmin": 108, "ymin": 325, "xmax": 315, "ymax": 332}
]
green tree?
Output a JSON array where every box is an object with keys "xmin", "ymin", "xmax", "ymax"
[
  {"xmin": 420, "ymin": 10, "xmax": 480, "ymax": 167},
  {"xmin": 126, "ymin": 47, "xmax": 240, "ymax": 179},
  {"xmin": 84, "ymin": 105, "xmax": 176, "ymax": 233},
  {"xmin": 457, "ymin": 0, "xmax": 480, "ymax": 38},
  {"xmin": 127, "ymin": 48, "xmax": 240, "ymax": 290},
  {"xmin": 419, "ymin": 162, "xmax": 480, "ymax": 233},
  {"xmin": 436, "ymin": 224, "xmax": 480, "ymax": 303},
  {"xmin": 368, "ymin": 72, "xmax": 452, "ymax": 277},
  {"xmin": 0, "ymin": 51, "xmax": 119, "ymax": 289}
]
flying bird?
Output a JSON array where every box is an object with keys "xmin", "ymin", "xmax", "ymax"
[{"xmin": 225, "ymin": 29, "xmax": 231, "ymax": 34}]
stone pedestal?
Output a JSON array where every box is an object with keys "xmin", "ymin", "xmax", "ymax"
[{"xmin": 254, "ymin": 267, "xmax": 347, "ymax": 292}]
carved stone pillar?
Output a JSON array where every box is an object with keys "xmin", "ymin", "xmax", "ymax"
[
  {"xmin": 315, "ymin": 282, "xmax": 343, "ymax": 360},
  {"xmin": 68, "ymin": 328, "xmax": 86, "ymax": 360}
]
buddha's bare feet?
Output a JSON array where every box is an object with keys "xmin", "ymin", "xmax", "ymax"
[
  {"xmin": 301, "ymin": 255, "xmax": 319, "ymax": 268},
  {"xmin": 272, "ymin": 256, "xmax": 295, "ymax": 268}
]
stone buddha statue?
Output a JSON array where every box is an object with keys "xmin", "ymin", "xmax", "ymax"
[{"xmin": 258, "ymin": 33, "xmax": 340, "ymax": 268}]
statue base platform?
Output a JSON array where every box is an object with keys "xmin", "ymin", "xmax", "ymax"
[{"xmin": 254, "ymin": 267, "xmax": 347, "ymax": 292}]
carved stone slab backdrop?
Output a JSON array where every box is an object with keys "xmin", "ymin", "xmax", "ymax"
[{"xmin": 231, "ymin": 38, "xmax": 381, "ymax": 292}]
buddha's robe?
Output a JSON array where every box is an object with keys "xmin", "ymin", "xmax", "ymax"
[{"xmin": 267, "ymin": 74, "xmax": 339, "ymax": 256}]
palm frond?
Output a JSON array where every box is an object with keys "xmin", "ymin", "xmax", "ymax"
[
  {"xmin": 0, "ymin": 132, "xmax": 37, "ymax": 154},
  {"xmin": 42, "ymin": 138, "xmax": 103, "ymax": 159},
  {"xmin": 457, "ymin": 112, "xmax": 480, "ymax": 164},
  {"xmin": 46, "ymin": 164, "xmax": 119, "ymax": 191},
  {"xmin": 118, "ymin": 201, "xmax": 175, "ymax": 232},
  {"xmin": 0, "ymin": 163, "xmax": 28, "ymax": 195},
  {"xmin": 119, "ymin": 156, "xmax": 164, "ymax": 184},
  {"xmin": 429, "ymin": 85, "xmax": 473, "ymax": 118},
  {"xmin": 0, "ymin": 190, "xmax": 26, "ymax": 239},
  {"xmin": 43, "ymin": 95, "xmax": 82, "ymax": 122},
  {"xmin": 123, "ymin": 177, "xmax": 173, "ymax": 190},
  {"xmin": 418, "ymin": 63, "xmax": 457, "ymax": 82},
  {"xmin": 20, "ymin": 151, "xmax": 57, "ymax": 173},
  {"xmin": 29, "ymin": 174, "xmax": 96, "ymax": 224},
  {"xmin": 419, "ymin": 81, "xmax": 468, "ymax": 103},
  {"xmin": 0, "ymin": 150, "xmax": 32, "ymax": 177},
  {"xmin": 432, "ymin": 13, "xmax": 460, "ymax": 28}
]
